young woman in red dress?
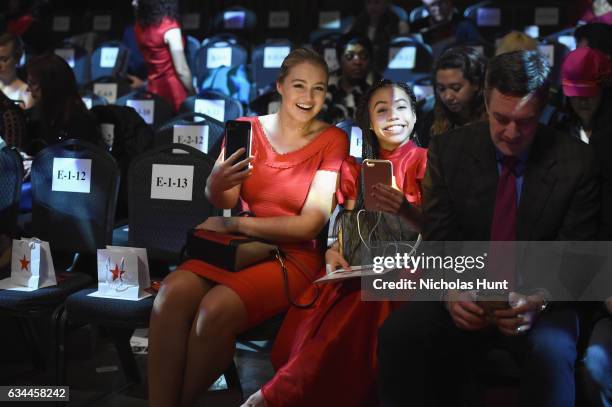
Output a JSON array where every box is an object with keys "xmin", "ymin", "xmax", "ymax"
[
  {"xmin": 242, "ymin": 79, "xmax": 428, "ymax": 407},
  {"xmin": 147, "ymin": 48, "xmax": 349, "ymax": 407},
  {"xmin": 133, "ymin": 0, "xmax": 194, "ymax": 111}
]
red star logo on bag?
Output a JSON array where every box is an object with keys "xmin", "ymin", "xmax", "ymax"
[
  {"xmin": 19, "ymin": 255, "xmax": 30, "ymax": 271},
  {"xmin": 111, "ymin": 264, "xmax": 121, "ymax": 281}
]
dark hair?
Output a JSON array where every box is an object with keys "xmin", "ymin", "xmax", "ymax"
[
  {"xmin": 0, "ymin": 32, "xmax": 24, "ymax": 61},
  {"xmin": 277, "ymin": 47, "xmax": 329, "ymax": 84},
  {"xmin": 485, "ymin": 50, "xmax": 551, "ymax": 106},
  {"xmin": 135, "ymin": 0, "xmax": 179, "ymax": 27},
  {"xmin": 574, "ymin": 23, "xmax": 612, "ymax": 56},
  {"xmin": 26, "ymin": 53, "xmax": 87, "ymax": 129},
  {"xmin": 335, "ymin": 33, "xmax": 373, "ymax": 63},
  {"xmin": 335, "ymin": 79, "xmax": 418, "ymax": 263},
  {"xmin": 431, "ymin": 46, "xmax": 487, "ymax": 137}
]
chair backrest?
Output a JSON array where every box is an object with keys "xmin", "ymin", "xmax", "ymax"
[
  {"xmin": 212, "ymin": 7, "xmax": 258, "ymax": 34},
  {"xmin": 79, "ymin": 89, "xmax": 108, "ymax": 110},
  {"xmin": 128, "ymin": 143, "xmax": 219, "ymax": 263},
  {"xmin": 311, "ymin": 32, "xmax": 343, "ymax": 73},
  {"xmin": 513, "ymin": 4, "xmax": 568, "ymax": 38},
  {"xmin": 116, "ymin": 90, "xmax": 175, "ymax": 129},
  {"xmin": 335, "ymin": 119, "xmax": 362, "ymax": 160},
  {"xmin": 185, "ymin": 35, "xmax": 201, "ymax": 75},
  {"xmin": 383, "ymin": 37, "xmax": 434, "ymax": 84},
  {"xmin": 251, "ymin": 41, "xmax": 292, "ymax": 94},
  {"xmin": 54, "ymin": 42, "xmax": 90, "ymax": 87},
  {"xmin": 91, "ymin": 41, "xmax": 131, "ymax": 81},
  {"xmin": 410, "ymin": 5, "xmax": 429, "ymax": 23},
  {"xmin": 249, "ymin": 86, "xmax": 281, "ymax": 116},
  {"xmin": 264, "ymin": 10, "xmax": 292, "ymax": 39},
  {"xmin": 31, "ymin": 139, "xmax": 120, "ymax": 253},
  {"xmin": 0, "ymin": 147, "xmax": 23, "ymax": 239},
  {"xmin": 537, "ymin": 40, "xmax": 570, "ymax": 86},
  {"xmin": 47, "ymin": 13, "xmax": 76, "ymax": 44},
  {"xmin": 182, "ymin": 91, "xmax": 244, "ymax": 123},
  {"xmin": 544, "ymin": 27, "xmax": 576, "ymax": 52},
  {"xmin": 155, "ymin": 112, "xmax": 225, "ymax": 159},
  {"xmin": 181, "ymin": 11, "xmax": 211, "ymax": 39},
  {"xmin": 464, "ymin": 1, "xmax": 511, "ymax": 39},
  {"xmin": 309, "ymin": 12, "xmax": 354, "ymax": 44},
  {"xmin": 389, "ymin": 4, "xmax": 409, "ymax": 22},
  {"xmin": 87, "ymin": 76, "xmax": 133, "ymax": 105},
  {"xmin": 195, "ymin": 36, "xmax": 249, "ymax": 89}
]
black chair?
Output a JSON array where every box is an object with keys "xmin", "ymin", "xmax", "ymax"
[
  {"xmin": 311, "ymin": 32, "xmax": 343, "ymax": 73},
  {"xmin": 249, "ymin": 85, "xmax": 280, "ymax": 116},
  {"xmin": 0, "ymin": 147, "xmax": 23, "ymax": 276},
  {"xmin": 409, "ymin": 5, "xmax": 429, "ymax": 23},
  {"xmin": 180, "ymin": 11, "xmax": 211, "ymax": 39},
  {"xmin": 383, "ymin": 37, "xmax": 434, "ymax": 85},
  {"xmin": 79, "ymin": 89, "xmax": 108, "ymax": 110},
  {"xmin": 181, "ymin": 91, "xmax": 244, "ymax": 123},
  {"xmin": 194, "ymin": 34, "xmax": 249, "ymax": 90},
  {"xmin": 463, "ymin": 1, "xmax": 512, "ymax": 41},
  {"xmin": 116, "ymin": 90, "xmax": 175, "ymax": 130},
  {"xmin": 155, "ymin": 112, "xmax": 225, "ymax": 159},
  {"xmin": 91, "ymin": 41, "xmax": 131, "ymax": 82},
  {"xmin": 0, "ymin": 139, "xmax": 119, "ymax": 378},
  {"xmin": 85, "ymin": 76, "xmax": 133, "ymax": 105},
  {"xmin": 537, "ymin": 40, "xmax": 570, "ymax": 86},
  {"xmin": 185, "ymin": 35, "xmax": 202, "ymax": 76},
  {"xmin": 251, "ymin": 41, "xmax": 292, "ymax": 95},
  {"xmin": 335, "ymin": 119, "xmax": 363, "ymax": 160},
  {"xmin": 54, "ymin": 41, "xmax": 90, "ymax": 87},
  {"xmin": 211, "ymin": 6, "xmax": 258, "ymax": 36},
  {"xmin": 60, "ymin": 143, "xmax": 219, "ymax": 385},
  {"xmin": 309, "ymin": 11, "xmax": 354, "ymax": 44}
]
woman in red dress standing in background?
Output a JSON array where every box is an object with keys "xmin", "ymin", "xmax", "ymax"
[
  {"xmin": 147, "ymin": 48, "xmax": 348, "ymax": 407},
  {"xmin": 133, "ymin": 0, "xmax": 193, "ymax": 111}
]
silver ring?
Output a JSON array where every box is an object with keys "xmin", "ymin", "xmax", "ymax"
[{"xmin": 516, "ymin": 326, "xmax": 524, "ymax": 333}]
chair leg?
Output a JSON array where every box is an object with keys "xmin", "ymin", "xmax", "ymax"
[
  {"xmin": 54, "ymin": 307, "xmax": 68, "ymax": 386},
  {"xmin": 15, "ymin": 317, "xmax": 46, "ymax": 370},
  {"xmin": 109, "ymin": 327, "xmax": 140, "ymax": 384},
  {"xmin": 224, "ymin": 360, "xmax": 243, "ymax": 400}
]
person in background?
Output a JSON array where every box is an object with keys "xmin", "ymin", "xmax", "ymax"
[
  {"xmin": 574, "ymin": 23, "xmax": 612, "ymax": 57},
  {"xmin": 25, "ymin": 54, "xmax": 100, "ymax": 154},
  {"xmin": 495, "ymin": 31, "xmax": 538, "ymax": 56},
  {"xmin": 416, "ymin": 46, "xmax": 486, "ymax": 148},
  {"xmin": 580, "ymin": 0, "xmax": 612, "ymax": 24},
  {"xmin": 321, "ymin": 34, "xmax": 378, "ymax": 124},
  {"xmin": 349, "ymin": 0, "xmax": 409, "ymax": 73},
  {"xmin": 133, "ymin": 0, "xmax": 193, "ymax": 111},
  {"xmin": 0, "ymin": 33, "xmax": 32, "ymax": 109}
]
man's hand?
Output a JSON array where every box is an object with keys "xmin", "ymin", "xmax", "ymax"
[
  {"xmin": 196, "ymin": 216, "xmax": 239, "ymax": 234},
  {"xmin": 446, "ymin": 290, "xmax": 489, "ymax": 331},
  {"xmin": 494, "ymin": 292, "xmax": 545, "ymax": 336}
]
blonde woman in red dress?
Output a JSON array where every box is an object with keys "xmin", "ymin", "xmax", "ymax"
[
  {"xmin": 147, "ymin": 48, "xmax": 348, "ymax": 407},
  {"xmin": 243, "ymin": 79, "xmax": 428, "ymax": 407}
]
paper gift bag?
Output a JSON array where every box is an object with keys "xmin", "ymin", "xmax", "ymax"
[
  {"xmin": 91, "ymin": 246, "xmax": 151, "ymax": 300},
  {"xmin": 9, "ymin": 238, "xmax": 57, "ymax": 289}
]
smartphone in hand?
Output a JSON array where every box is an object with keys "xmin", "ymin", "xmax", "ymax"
[
  {"xmin": 223, "ymin": 120, "xmax": 252, "ymax": 162},
  {"xmin": 475, "ymin": 290, "xmax": 510, "ymax": 320},
  {"xmin": 362, "ymin": 159, "xmax": 393, "ymax": 211}
]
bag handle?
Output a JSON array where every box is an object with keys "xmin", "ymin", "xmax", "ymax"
[{"xmin": 275, "ymin": 249, "xmax": 319, "ymax": 309}]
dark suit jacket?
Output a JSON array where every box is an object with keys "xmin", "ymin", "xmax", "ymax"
[{"xmin": 422, "ymin": 121, "xmax": 600, "ymax": 241}]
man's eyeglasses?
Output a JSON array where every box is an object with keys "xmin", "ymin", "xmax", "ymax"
[{"xmin": 343, "ymin": 52, "xmax": 370, "ymax": 61}]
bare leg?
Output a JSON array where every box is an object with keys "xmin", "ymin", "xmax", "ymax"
[
  {"xmin": 179, "ymin": 285, "xmax": 249, "ymax": 407},
  {"xmin": 148, "ymin": 269, "xmax": 213, "ymax": 407}
]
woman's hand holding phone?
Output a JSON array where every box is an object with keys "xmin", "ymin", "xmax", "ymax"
[{"xmin": 206, "ymin": 148, "xmax": 253, "ymax": 195}]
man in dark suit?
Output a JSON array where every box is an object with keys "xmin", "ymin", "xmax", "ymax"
[{"xmin": 377, "ymin": 51, "xmax": 600, "ymax": 406}]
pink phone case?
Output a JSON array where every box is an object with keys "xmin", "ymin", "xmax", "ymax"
[{"xmin": 362, "ymin": 159, "xmax": 393, "ymax": 211}]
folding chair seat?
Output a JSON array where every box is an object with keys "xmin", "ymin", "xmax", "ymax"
[
  {"xmin": 383, "ymin": 37, "xmax": 434, "ymax": 85},
  {"xmin": 91, "ymin": 41, "xmax": 131, "ymax": 82},
  {"xmin": 155, "ymin": 112, "xmax": 225, "ymax": 159},
  {"xmin": 61, "ymin": 143, "xmax": 219, "ymax": 384},
  {"xmin": 181, "ymin": 91, "xmax": 244, "ymax": 123},
  {"xmin": 116, "ymin": 90, "xmax": 174, "ymax": 130},
  {"xmin": 0, "ymin": 140, "xmax": 119, "ymax": 375},
  {"xmin": 54, "ymin": 41, "xmax": 90, "ymax": 87},
  {"xmin": 211, "ymin": 6, "xmax": 258, "ymax": 36},
  {"xmin": 194, "ymin": 35, "xmax": 249, "ymax": 90},
  {"xmin": 251, "ymin": 41, "xmax": 292, "ymax": 95}
]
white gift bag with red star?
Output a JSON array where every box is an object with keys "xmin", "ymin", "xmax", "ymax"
[
  {"xmin": 6, "ymin": 238, "xmax": 57, "ymax": 290},
  {"xmin": 89, "ymin": 246, "xmax": 151, "ymax": 301}
]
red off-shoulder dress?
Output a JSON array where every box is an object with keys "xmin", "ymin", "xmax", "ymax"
[
  {"xmin": 262, "ymin": 140, "xmax": 427, "ymax": 407},
  {"xmin": 180, "ymin": 117, "xmax": 349, "ymax": 326}
]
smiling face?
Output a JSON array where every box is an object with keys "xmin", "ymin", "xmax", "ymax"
[
  {"xmin": 435, "ymin": 68, "xmax": 479, "ymax": 116},
  {"xmin": 276, "ymin": 61, "xmax": 327, "ymax": 124},
  {"xmin": 487, "ymin": 88, "xmax": 542, "ymax": 156},
  {"xmin": 368, "ymin": 86, "xmax": 416, "ymax": 150}
]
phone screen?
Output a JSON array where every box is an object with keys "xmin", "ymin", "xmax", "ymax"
[
  {"xmin": 224, "ymin": 120, "xmax": 252, "ymax": 162},
  {"xmin": 362, "ymin": 159, "xmax": 393, "ymax": 211}
]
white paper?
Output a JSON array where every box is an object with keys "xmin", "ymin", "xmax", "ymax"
[
  {"xmin": 87, "ymin": 290, "xmax": 152, "ymax": 301},
  {"xmin": 93, "ymin": 83, "xmax": 118, "ymax": 104},
  {"xmin": 206, "ymin": 47, "xmax": 232, "ymax": 69},
  {"xmin": 100, "ymin": 47, "xmax": 119, "ymax": 69},
  {"xmin": 82, "ymin": 97, "xmax": 93, "ymax": 110},
  {"xmin": 194, "ymin": 99, "xmax": 225, "ymax": 122},
  {"xmin": 413, "ymin": 84, "xmax": 434, "ymax": 102},
  {"xmin": 182, "ymin": 13, "xmax": 201, "ymax": 30},
  {"xmin": 53, "ymin": 16, "xmax": 70, "ymax": 32},
  {"xmin": 263, "ymin": 46, "xmax": 291, "ymax": 68},
  {"xmin": 150, "ymin": 164, "xmax": 194, "ymax": 201},
  {"xmin": 268, "ymin": 11, "xmax": 290, "ymax": 28},
  {"xmin": 126, "ymin": 99, "xmax": 155, "ymax": 125},
  {"xmin": 319, "ymin": 11, "xmax": 341, "ymax": 29},
  {"xmin": 93, "ymin": 15, "xmax": 112, "ymax": 31},
  {"xmin": 538, "ymin": 44, "xmax": 555, "ymax": 67},
  {"xmin": 476, "ymin": 8, "xmax": 501, "ymax": 27},
  {"xmin": 100, "ymin": 123, "xmax": 115, "ymax": 149},
  {"xmin": 173, "ymin": 124, "xmax": 209, "ymax": 153},
  {"xmin": 388, "ymin": 46, "xmax": 416, "ymax": 69},
  {"xmin": 224, "ymin": 11, "xmax": 246, "ymax": 29},
  {"xmin": 324, "ymin": 48, "xmax": 339, "ymax": 71},
  {"xmin": 535, "ymin": 7, "xmax": 559, "ymax": 26},
  {"xmin": 558, "ymin": 35, "xmax": 576, "ymax": 51},
  {"xmin": 267, "ymin": 101, "xmax": 280, "ymax": 114},
  {"xmin": 314, "ymin": 264, "xmax": 379, "ymax": 284},
  {"xmin": 54, "ymin": 48, "xmax": 75, "ymax": 68},
  {"xmin": 51, "ymin": 158, "xmax": 92, "ymax": 193},
  {"xmin": 349, "ymin": 126, "xmax": 363, "ymax": 158}
]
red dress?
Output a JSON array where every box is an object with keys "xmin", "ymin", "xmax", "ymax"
[
  {"xmin": 262, "ymin": 140, "xmax": 427, "ymax": 407},
  {"xmin": 135, "ymin": 18, "xmax": 188, "ymax": 112},
  {"xmin": 180, "ymin": 117, "xmax": 348, "ymax": 326}
]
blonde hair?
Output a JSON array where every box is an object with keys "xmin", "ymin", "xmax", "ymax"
[
  {"xmin": 277, "ymin": 47, "xmax": 329, "ymax": 84},
  {"xmin": 495, "ymin": 31, "xmax": 538, "ymax": 56}
]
